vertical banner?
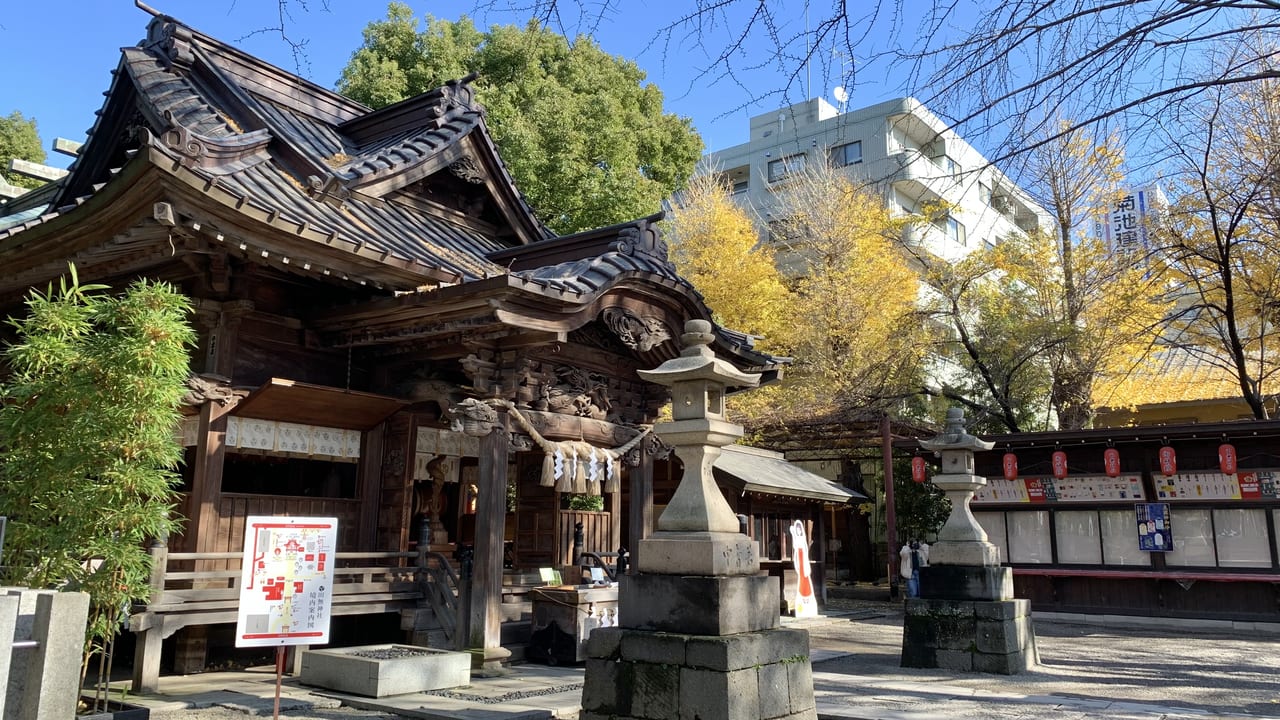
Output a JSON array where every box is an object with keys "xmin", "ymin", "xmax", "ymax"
[
  {"xmin": 1135, "ymin": 503, "xmax": 1171, "ymax": 552},
  {"xmin": 1099, "ymin": 187, "xmax": 1164, "ymax": 254},
  {"xmin": 236, "ymin": 516, "xmax": 338, "ymax": 647}
]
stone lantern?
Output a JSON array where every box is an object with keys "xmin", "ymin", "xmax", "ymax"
[
  {"xmin": 901, "ymin": 407, "xmax": 1038, "ymax": 674},
  {"xmin": 580, "ymin": 319, "xmax": 817, "ymax": 720},
  {"xmin": 920, "ymin": 407, "xmax": 1000, "ymax": 570},
  {"xmin": 632, "ymin": 318, "xmax": 760, "ymax": 574}
]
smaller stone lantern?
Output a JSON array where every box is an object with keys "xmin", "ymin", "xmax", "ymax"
[
  {"xmin": 901, "ymin": 407, "xmax": 1038, "ymax": 674},
  {"xmin": 919, "ymin": 407, "xmax": 1001, "ymax": 571}
]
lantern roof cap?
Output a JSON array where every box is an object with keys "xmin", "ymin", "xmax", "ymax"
[
  {"xmin": 637, "ymin": 320, "xmax": 761, "ymax": 389},
  {"xmin": 920, "ymin": 407, "xmax": 994, "ymax": 452}
]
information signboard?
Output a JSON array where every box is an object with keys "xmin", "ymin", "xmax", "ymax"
[
  {"xmin": 1136, "ymin": 503, "xmax": 1171, "ymax": 552},
  {"xmin": 235, "ymin": 516, "xmax": 338, "ymax": 648},
  {"xmin": 1155, "ymin": 470, "xmax": 1280, "ymax": 500},
  {"xmin": 974, "ymin": 474, "xmax": 1144, "ymax": 504}
]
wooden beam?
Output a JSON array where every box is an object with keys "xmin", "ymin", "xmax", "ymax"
[
  {"xmin": 8, "ymin": 158, "xmax": 67, "ymax": 182},
  {"xmin": 627, "ymin": 448, "xmax": 654, "ymax": 568},
  {"xmin": 52, "ymin": 138, "xmax": 83, "ymax": 158}
]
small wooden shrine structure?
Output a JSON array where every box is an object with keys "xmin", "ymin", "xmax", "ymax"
[{"xmin": 0, "ymin": 10, "xmax": 787, "ymax": 676}]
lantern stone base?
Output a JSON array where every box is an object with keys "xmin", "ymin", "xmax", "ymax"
[
  {"xmin": 619, "ymin": 573, "xmax": 779, "ymax": 636},
  {"xmin": 919, "ymin": 564, "xmax": 1013, "ymax": 601},
  {"xmin": 581, "ymin": 626, "xmax": 816, "ymax": 720},
  {"xmin": 928, "ymin": 540, "xmax": 1001, "ymax": 568},
  {"xmin": 901, "ymin": 597, "xmax": 1037, "ymax": 674},
  {"xmin": 635, "ymin": 531, "xmax": 759, "ymax": 576}
]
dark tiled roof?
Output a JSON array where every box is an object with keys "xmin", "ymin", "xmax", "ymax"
[{"xmin": 0, "ymin": 12, "xmax": 785, "ymax": 371}]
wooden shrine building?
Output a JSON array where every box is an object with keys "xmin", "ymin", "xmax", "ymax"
[{"xmin": 0, "ymin": 10, "xmax": 790, "ymax": 681}]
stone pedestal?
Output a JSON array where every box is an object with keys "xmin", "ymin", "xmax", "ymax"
[
  {"xmin": 582, "ymin": 626, "xmax": 816, "ymax": 720},
  {"xmin": 901, "ymin": 596, "xmax": 1038, "ymax": 674}
]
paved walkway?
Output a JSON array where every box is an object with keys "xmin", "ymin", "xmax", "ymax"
[{"xmin": 122, "ymin": 602, "xmax": 1280, "ymax": 720}]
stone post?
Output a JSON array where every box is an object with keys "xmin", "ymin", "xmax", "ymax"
[
  {"xmin": 901, "ymin": 408, "xmax": 1038, "ymax": 674},
  {"xmin": 581, "ymin": 320, "xmax": 817, "ymax": 720},
  {"xmin": 5, "ymin": 588, "xmax": 91, "ymax": 720}
]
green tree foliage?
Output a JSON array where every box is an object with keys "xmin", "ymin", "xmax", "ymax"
[
  {"xmin": 924, "ymin": 238, "xmax": 1060, "ymax": 434},
  {"xmin": 338, "ymin": 4, "xmax": 703, "ymax": 234},
  {"xmin": 893, "ymin": 458, "xmax": 950, "ymax": 544},
  {"xmin": 0, "ymin": 110, "xmax": 47, "ymax": 190},
  {"xmin": 0, "ymin": 268, "xmax": 193, "ymax": 705}
]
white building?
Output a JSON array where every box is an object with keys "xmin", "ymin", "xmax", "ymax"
[{"xmin": 702, "ymin": 96, "xmax": 1050, "ymax": 262}]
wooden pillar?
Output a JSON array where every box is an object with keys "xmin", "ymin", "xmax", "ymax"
[
  {"xmin": 626, "ymin": 448, "xmax": 654, "ymax": 571},
  {"xmin": 608, "ymin": 489, "xmax": 622, "ymax": 553},
  {"xmin": 882, "ymin": 414, "xmax": 898, "ymax": 597},
  {"xmin": 468, "ymin": 410, "xmax": 511, "ymax": 672},
  {"xmin": 357, "ymin": 422, "xmax": 386, "ymax": 551},
  {"xmin": 188, "ymin": 400, "xmax": 231, "ymax": 555}
]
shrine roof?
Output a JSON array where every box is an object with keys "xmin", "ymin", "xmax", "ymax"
[
  {"xmin": 0, "ymin": 9, "xmax": 786, "ymax": 375},
  {"xmin": 715, "ymin": 444, "xmax": 863, "ymax": 505}
]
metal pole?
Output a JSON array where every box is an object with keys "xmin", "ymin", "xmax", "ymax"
[{"xmin": 881, "ymin": 415, "xmax": 898, "ymax": 599}]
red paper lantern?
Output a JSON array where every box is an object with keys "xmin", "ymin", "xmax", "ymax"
[
  {"xmin": 1002, "ymin": 453, "xmax": 1018, "ymax": 480},
  {"xmin": 1051, "ymin": 450, "xmax": 1069, "ymax": 479},
  {"xmin": 1158, "ymin": 446, "xmax": 1177, "ymax": 476},
  {"xmin": 1219, "ymin": 443, "xmax": 1238, "ymax": 475},
  {"xmin": 911, "ymin": 456, "xmax": 927, "ymax": 483},
  {"xmin": 1103, "ymin": 448, "xmax": 1121, "ymax": 477}
]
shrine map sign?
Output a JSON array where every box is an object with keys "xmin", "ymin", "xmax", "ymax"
[
  {"xmin": 974, "ymin": 474, "xmax": 1145, "ymax": 504},
  {"xmin": 235, "ymin": 516, "xmax": 338, "ymax": 647}
]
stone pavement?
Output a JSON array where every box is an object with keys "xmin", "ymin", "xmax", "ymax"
[{"xmin": 122, "ymin": 599, "xmax": 1280, "ymax": 720}]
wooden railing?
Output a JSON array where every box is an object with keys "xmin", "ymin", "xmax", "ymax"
[
  {"xmin": 422, "ymin": 551, "xmax": 461, "ymax": 648},
  {"xmin": 129, "ymin": 544, "xmax": 431, "ymax": 693},
  {"xmin": 559, "ymin": 510, "xmax": 611, "ymax": 567}
]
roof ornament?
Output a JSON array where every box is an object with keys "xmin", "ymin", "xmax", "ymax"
[
  {"xmin": 306, "ymin": 175, "xmax": 352, "ymax": 208},
  {"xmin": 144, "ymin": 14, "xmax": 195, "ymax": 70}
]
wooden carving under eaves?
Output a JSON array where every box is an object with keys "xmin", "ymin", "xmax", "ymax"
[
  {"xmin": 181, "ymin": 373, "xmax": 238, "ymax": 408},
  {"xmin": 449, "ymin": 155, "xmax": 486, "ymax": 184},
  {"xmin": 601, "ymin": 307, "xmax": 672, "ymax": 353}
]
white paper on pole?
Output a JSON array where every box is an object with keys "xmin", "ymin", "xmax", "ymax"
[{"xmin": 234, "ymin": 516, "xmax": 338, "ymax": 647}]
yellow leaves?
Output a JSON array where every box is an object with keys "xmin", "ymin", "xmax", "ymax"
[
  {"xmin": 667, "ymin": 162, "xmax": 926, "ymax": 424},
  {"xmin": 666, "ymin": 173, "xmax": 791, "ymax": 350}
]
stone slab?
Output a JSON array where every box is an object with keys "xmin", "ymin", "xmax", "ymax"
[
  {"xmin": 919, "ymin": 565, "xmax": 1013, "ymax": 601},
  {"xmin": 619, "ymin": 573, "xmax": 779, "ymax": 635},
  {"xmin": 299, "ymin": 645, "xmax": 470, "ymax": 698}
]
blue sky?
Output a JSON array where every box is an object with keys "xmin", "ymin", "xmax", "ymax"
[{"xmin": 0, "ymin": 1, "xmax": 909, "ymax": 170}]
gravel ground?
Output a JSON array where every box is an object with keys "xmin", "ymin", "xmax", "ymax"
[
  {"xmin": 809, "ymin": 596, "xmax": 1280, "ymax": 718},
  {"xmin": 148, "ymin": 595, "xmax": 1280, "ymax": 719}
]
